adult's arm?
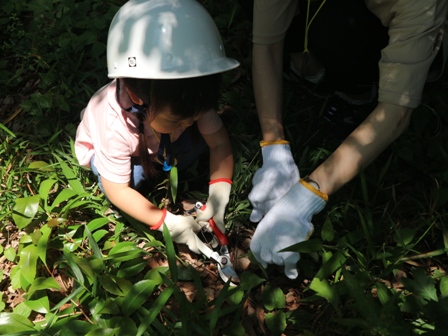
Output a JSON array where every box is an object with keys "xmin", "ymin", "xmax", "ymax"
[
  {"xmin": 310, "ymin": 102, "xmax": 413, "ymax": 195},
  {"xmin": 252, "ymin": 41, "xmax": 286, "ymax": 142}
]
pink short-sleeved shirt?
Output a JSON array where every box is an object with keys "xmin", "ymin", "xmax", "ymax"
[
  {"xmin": 75, "ymin": 79, "xmax": 223, "ymax": 184},
  {"xmin": 253, "ymin": 0, "xmax": 448, "ymax": 108}
]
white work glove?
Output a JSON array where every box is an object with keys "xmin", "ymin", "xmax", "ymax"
[
  {"xmin": 250, "ymin": 179, "xmax": 327, "ymax": 279},
  {"xmin": 196, "ymin": 178, "xmax": 232, "ymax": 234},
  {"xmin": 153, "ymin": 210, "xmax": 204, "ymax": 254},
  {"xmin": 249, "ymin": 142, "xmax": 300, "ymax": 222}
]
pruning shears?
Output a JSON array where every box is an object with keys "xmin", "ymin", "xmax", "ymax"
[{"xmin": 185, "ymin": 201, "xmax": 240, "ymax": 286}]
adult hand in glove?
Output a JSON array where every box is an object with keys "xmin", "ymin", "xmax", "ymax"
[
  {"xmin": 249, "ymin": 141, "xmax": 300, "ymax": 223},
  {"xmin": 250, "ymin": 179, "xmax": 328, "ymax": 279},
  {"xmin": 152, "ymin": 209, "xmax": 205, "ymax": 254},
  {"xmin": 196, "ymin": 178, "xmax": 232, "ymax": 234}
]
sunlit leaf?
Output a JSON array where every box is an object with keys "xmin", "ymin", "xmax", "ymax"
[
  {"xmin": 0, "ymin": 312, "xmax": 35, "ymax": 333},
  {"xmin": 12, "ymin": 195, "xmax": 40, "ymax": 229},
  {"xmin": 37, "ymin": 224, "xmax": 52, "ymax": 266},
  {"xmin": 310, "ymin": 278, "xmax": 339, "ymax": 306},
  {"xmin": 402, "ymin": 269, "xmax": 438, "ymax": 302},
  {"xmin": 5, "ymin": 247, "xmax": 16, "ymax": 262},
  {"xmin": 162, "ymin": 223, "xmax": 178, "ymax": 282},
  {"xmin": 18, "ymin": 245, "xmax": 39, "ymax": 284},
  {"xmin": 51, "ymin": 189, "xmax": 78, "ymax": 209},
  {"xmin": 24, "ymin": 294, "xmax": 50, "ymax": 314},
  {"xmin": 39, "ymin": 179, "xmax": 57, "ymax": 208},
  {"xmin": 47, "ymin": 217, "xmax": 66, "ymax": 227},
  {"xmin": 169, "ymin": 166, "xmax": 178, "ymax": 203},
  {"xmin": 54, "ymin": 155, "xmax": 85, "ymax": 195},
  {"xmin": 28, "ymin": 161, "xmax": 52, "ymax": 170}
]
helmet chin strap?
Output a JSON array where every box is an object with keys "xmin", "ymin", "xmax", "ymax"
[{"xmin": 116, "ymin": 79, "xmax": 173, "ymax": 171}]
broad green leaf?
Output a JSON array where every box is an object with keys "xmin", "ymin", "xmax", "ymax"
[
  {"xmin": 440, "ymin": 276, "xmax": 448, "ymax": 298},
  {"xmin": 117, "ymin": 258, "xmax": 148, "ymax": 278},
  {"xmin": 98, "ymin": 275, "xmax": 126, "ymax": 296},
  {"xmin": 281, "ymin": 238, "xmax": 322, "ymax": 253},
  {"xmin": 162, "ymin": 223, "xmax": 178, "ymax": 282},
  {"xmin": 24, "ymin": 295, "xmax": 50, "ymax": 314},
  {"xmin": 136, "ymin": 286, "xmax": 174, "ymax": 336},
  {"xmin": 5, "ymin": 247, "xmax": 16, "ymax": 262},
  {"xmin": 402, "ymin": 269, "xmax": 438, "ymax": 302},
  {"xmin": 223, "ymin": 322, "xmax": 246, "ymax": 336},
  {"xmin": 0, "ymin": 312, "xmax": 35, "ymax": 333},
  {"xmin": 263, "ymin": 284, "xmax": 286, "ymax": 311},
  {"xmin": 265, "ymin": 311, "xmax": 286, "ymax": 336},
  {"xmin": 18, "ymin": 245, "xmax": 39, "ymax": 284},
  {"xmin": 28, "ymin": 161, "xmax": 51, "ymax": 170},
  {"xmin": 321, "ymin": 217, "xmax": 335, "ymax": 242},
  {"xmin": 51, "ymin": 189, "xmax": 78, "ymax": 209},
  {"xmin": 315, "ymin": 250, "xmax": 347, "ymax": 280},
  {"xmin": 144, "ymin": 267, "xmax": 169, "ymax": 285},
  {"xmin": 86, "ymin": 217, "xmax": 110, "ymax": 233},
  {"xmin": 37, "ymin": 224, "xmax": 52, "ymax": 266},
  {"xmin": 342, "ymin": 270, "xmax": 378, "ymax": 320},
  {"xmin": 12, "ymin": 302, "xmax": 32, "ymax": 318},
  {"xmin": 169, "ymin": 166, "xmax": 178, "ymax": 203},
  {"xmin": 54, "ymin": 156, "xmax": 85, "ymax": 195},
  {"xmin": 51, "ymin": 286, "xmax": 85, "ymax": 312},
  {"xmin": 86, "ymin": 327, "xmax": 118, "ymax": 336},
  {"xmin": 39, "ymin": 179, "xmax": 57, "ymax": 208},
  {"xmin": 10, "ymin": 266, "xmax": 21, "ymax": 290},
  {"xmin": 110, "ymin": 316, "xmax": 137, "ymax": 335},
  {"xmin": 47, "ymin": 217, "xmax": 66, "ymax": 227},
  {"xmin": 122, "ymin": 280, "xmax": 158, "ymax": 316},
  {"xmin": 393, "ymin": 228, "xmax": 417, "ymax": 247},
  {"xmin": 84, "ymin": 225, "xmax": 103, "ymax": 260},
  {"xmin": 12, "ymin": 195, "xmax": 40, "ymax": 229},
  {"xmin": 26, "ymin": 277, "xmax": 61, "ymax": 298},
  {"xmin": 56, "ymin": 320, "xmax": 100, "ymax": 335},
  {"xmin": 375, "ymin": 282, "xmax": 391, "ymax": 306},
  {"xmin": 239, "ymin": 271, "xmax": 265, "ymax": 290},
  {"xmin": 227, "ymin": 288, "xmax": 245, "ymax": 306},
  {"xmin": 98, "ymin": 298, "xmax": 121, "ymax": 315},
  {"xmin": 108, "ymin": 241, "xmax": 140, "ymax": 255},
  {"xmin": 63, "ymin": 248, "xmax": 84, "ymax": 284},
  {"xmin": 310, "ymin": 278, "xmax": 339, "ymax": 306}
]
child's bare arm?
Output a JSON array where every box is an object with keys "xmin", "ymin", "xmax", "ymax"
[{"xmin": 202, "ymin": 124, "xmax": 233, "ymax": 180}]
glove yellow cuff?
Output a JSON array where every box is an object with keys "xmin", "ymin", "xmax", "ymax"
[
  {"xmin": 299, "ymin": 179, "xmax": 329, "ymax": 202},
  {"xmin": 260, "ymin": 140, "xmax": 290, "ymax": 147}
]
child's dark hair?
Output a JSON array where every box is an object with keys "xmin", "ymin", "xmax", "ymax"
[{"xmin": 121, "ymin": 73, "xmax": 222, "ymax": 178}]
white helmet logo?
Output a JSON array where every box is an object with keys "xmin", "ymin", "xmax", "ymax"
[{"xmin": 128, "ymin": 57, "xmax": 137, "ymax": 67}]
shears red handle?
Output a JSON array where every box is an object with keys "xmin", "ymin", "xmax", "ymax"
[{"xmin": 198, "ymin": 203, "xmax": 228, "ymax": 246}]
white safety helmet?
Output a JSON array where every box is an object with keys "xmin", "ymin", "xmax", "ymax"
[{"xmin": 107, "ymin": 0, "xmax": 239, "ymax": 79}]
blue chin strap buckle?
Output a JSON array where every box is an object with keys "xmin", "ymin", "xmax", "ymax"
[{"xmin": 162, "ymin": 161, "xmax": 172, "ymax": 172}]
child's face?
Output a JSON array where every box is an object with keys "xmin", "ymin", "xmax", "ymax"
[{"xmin": 149, "ymin": 109, "xmax": 203, "ymax": 134}]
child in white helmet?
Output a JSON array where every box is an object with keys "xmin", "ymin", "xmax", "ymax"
[{"xmin": 75, "ymin": 0, "xmax": 239, "ymax": 253}]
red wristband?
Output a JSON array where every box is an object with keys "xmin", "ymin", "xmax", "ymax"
[
  {"xmin": 209, "ymin": 178, "xmax": 232, "ymax": 185},
  {"xmin": 151, "ymin": 208, "xmax": 167, "ymax": 230}
]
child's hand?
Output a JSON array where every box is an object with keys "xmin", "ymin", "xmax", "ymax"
[
  {"xmin": 159, "ymin": 212, "xmax": 204, "ymax": 253},
  {"xmin": 196, "ymin": 179, "xmax": 232, "ymax": 234}
]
